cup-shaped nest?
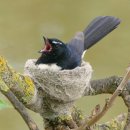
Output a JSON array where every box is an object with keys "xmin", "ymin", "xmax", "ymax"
[{"xmin": 24, "ymin": 59, "xmax": 93, "ymax": 102}]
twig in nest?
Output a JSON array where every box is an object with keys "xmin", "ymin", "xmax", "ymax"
[
  {"xmin": 76, "ymin": 66, "xmax": 130, "ymax": 130},
  {"xmin": 0, "ymin": 81, "xmax": 39, "ymax": 130}
]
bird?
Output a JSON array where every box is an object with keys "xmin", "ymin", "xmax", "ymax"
[{"xmin": 36, "ymin": 16, "xmax": 121, "ymax": 70}]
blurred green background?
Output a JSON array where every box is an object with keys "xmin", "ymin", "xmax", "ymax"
[{"xmin": 0, "ymin": 0, "xmax": 129, "ymax": 130}]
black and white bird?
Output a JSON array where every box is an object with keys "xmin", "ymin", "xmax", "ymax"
[{"xmin": 36, "ymin": 16, "xmax": 120, "ymax": 70}]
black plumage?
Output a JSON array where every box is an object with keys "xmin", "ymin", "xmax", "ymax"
[{"xmin": 36, "ymin": 16, "xmax": 121, "ymax": 70}]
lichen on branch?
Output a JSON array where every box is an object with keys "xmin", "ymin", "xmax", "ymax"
[{"xmin": 0, "ymin": 56, "xmax": 35, "ymax": 105}]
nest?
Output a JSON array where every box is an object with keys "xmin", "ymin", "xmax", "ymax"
[{"xmin": 24, "ymin": 59, "xmax": 93, "ymax": 102}]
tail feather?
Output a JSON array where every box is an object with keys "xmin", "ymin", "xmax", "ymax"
[{"xmin": 83, "ymin": 16, "xmax": 121, "ymax": 50}]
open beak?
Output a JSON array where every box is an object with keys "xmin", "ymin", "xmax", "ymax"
[
  {"xmin": 43, "ymin": 36, "xmax": 47, "ymax": 43},
  {"xmin": 38, "ymin": 36, "xmax": 52, "ymax": 53}
]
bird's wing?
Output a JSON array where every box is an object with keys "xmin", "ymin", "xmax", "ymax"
[
  {"xmin": 83, "ymin": 16, "xmax": 121, "ymax": 50},
  {"xmin": 67, "ymin": 32, "xmax": 84, "ymax": 56}
]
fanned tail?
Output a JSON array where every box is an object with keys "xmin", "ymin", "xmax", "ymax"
[{"xmin": 83, "ymin": 16, "xmax": 121, "ymax": 50}]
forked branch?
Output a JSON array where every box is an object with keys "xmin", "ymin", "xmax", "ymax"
[{"xmin": 76, "ymin": 66, "xmax": 130, "ymax": 130}]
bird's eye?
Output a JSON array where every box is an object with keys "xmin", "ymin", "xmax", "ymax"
[{"xmin": 55, "ymin": 44, "xmax": 59, "ymax": 48}]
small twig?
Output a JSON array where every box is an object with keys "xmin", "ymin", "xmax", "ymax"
[
  {"xmin": 0, "ymin": 80, "xmax": 39, "ymax": 130},
  {"xmin": 76, "ymin": 66, "xmax": 130, "ymax": 130}
]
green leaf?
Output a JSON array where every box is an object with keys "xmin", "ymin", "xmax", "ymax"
[{"xmin": 0, "ymin": 100, "xmax": 10, "ymax": 110}]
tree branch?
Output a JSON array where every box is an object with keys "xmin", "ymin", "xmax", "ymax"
[
  {"xmin": 0, "ymin": 78, "xmax": 40, "ymax": 130},
  {"xmin": 0, "ymin": 56, "xmax": 42, "ymax": 112},
  {"xmin": 1, "ymin": 56, "xmax": 130, "ymax": 130},
  {"xmin": 76, "ymin": 67, "xmax": 130, "ymax": 130},
  {"xmin": 83, "ymin": 76, "xmax": 121, "ymax": 96}
]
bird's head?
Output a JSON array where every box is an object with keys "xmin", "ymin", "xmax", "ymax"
[{"xmin": 38, "ymin": 36, "xmax": 67, "ymax": 60}]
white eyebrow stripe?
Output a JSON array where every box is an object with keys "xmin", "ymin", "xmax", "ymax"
[{"xmin": 52, "ymin": 41, "xmax": 62, "ymax": 44}]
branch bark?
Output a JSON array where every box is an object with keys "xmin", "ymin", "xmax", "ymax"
[
  {"xmin": 0, "ymin": 79, "xmax": 39, "ymax": 130},
  {"xmin": 77, "ymin": 67, "xmax": 130, "ymax": 130}
]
